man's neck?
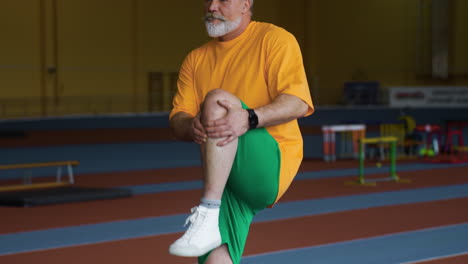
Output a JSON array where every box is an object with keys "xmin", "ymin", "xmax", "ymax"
[{"xmin": 218, "ymin": 16, "xmax": 252, "ymax": 42}]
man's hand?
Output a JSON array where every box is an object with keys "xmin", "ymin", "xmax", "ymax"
[
  {"xmin": 170, "ymin": 112, "xmax": 207, "ymax": 144},
  {"xmin": 204, "ymin": 99, "xmax": 249, "ymax": 146},
  {"xmin": 191, "ymin": 113, "xmax": 207, "ymax": 144}
]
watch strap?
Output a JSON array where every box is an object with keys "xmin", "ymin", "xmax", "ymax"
[{"xmin": 247, "ymin": 108, "xmax": 258, "ymax": 130}]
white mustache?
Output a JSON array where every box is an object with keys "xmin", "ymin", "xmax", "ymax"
[{"xmin": 205, "ymin": 13, "xmax": 226, "ymax": 22}]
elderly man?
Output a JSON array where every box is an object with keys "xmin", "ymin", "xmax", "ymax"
[{"xmin": 168, "ymin": 0, "xmax": 314, "ymax": 263}]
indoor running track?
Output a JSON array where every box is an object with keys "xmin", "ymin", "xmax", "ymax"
[{"xmin": 0, "ymin": 142, "xmax": 468, "ymax": 264}]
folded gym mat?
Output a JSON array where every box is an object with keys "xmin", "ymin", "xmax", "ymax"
[{"xmin": 0, "ymin": 186, "xmax": 132, "ymax": 207}]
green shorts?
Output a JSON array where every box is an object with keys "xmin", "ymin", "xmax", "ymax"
[{"xmin": 199, "ymin": 102, "xmax": 281, "ymax": 264}]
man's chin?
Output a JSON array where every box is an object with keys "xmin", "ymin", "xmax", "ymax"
[
  {"xmin": 206, "ymin": 31, "xmax": 225, "ymax": 38},
  {"xmin": 205, "ymin": 23, "xmax": 227, "ymax": 38},
  {"xmin": 205, "ymin": 17, "xmax": 241, "ymax": 38}
]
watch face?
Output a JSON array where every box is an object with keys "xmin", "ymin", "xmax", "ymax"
[{"xmin": 248, "ymin": 109, "xmax": 258, "ymax": 129}]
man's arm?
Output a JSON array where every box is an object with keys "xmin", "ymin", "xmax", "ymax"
[
  {"xmin": 255, "ymin": 93, "xmax": 309, "ymax": 128},
  {"xmin": 205, "ymin": 93, "xmax": 310, "ymax": 146},
  {"xmin": 170, "ymin": 112, "xmax": 207, "ymax": 144}
]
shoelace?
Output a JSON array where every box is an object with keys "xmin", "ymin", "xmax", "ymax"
[
  {"xmin": 184, "ymin": 206, "xmax": 200, "ymax": 227},
  {"xmin": 182, "ymin": 207, "xmax": 205, "ymax": 240}
]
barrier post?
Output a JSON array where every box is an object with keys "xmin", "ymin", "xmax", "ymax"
[
  {"xmin": 358, "ymin": 139, "xmax": 365, "ymax": 184},
  {"xmin": 390, "ymin": 140, "xmax": 397, "ymax": 180},
  {"xmin": 322, "ymin": 126, "xmax": 330, "ymax": 162}
]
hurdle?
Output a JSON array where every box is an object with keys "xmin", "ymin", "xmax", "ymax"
[
  {"xmin": 346, "ymin": 137, "xmax": 410, "ymax": 186},
  {"xmin": 0, "ymin": 161, "xmax": 79, "ymax": 192},
  {"xmin": 322, "ymin": 124, "xmax": 366, "ymax": 162}
]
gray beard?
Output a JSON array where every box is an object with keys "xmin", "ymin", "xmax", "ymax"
[{"xmin": 205, "ymin": 17, "xmax": 242, "ymax": 38}]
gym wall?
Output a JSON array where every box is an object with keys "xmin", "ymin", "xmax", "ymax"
[{"xmin": 0, "ymin": 0, "xmax": 467, "ymax": 118}]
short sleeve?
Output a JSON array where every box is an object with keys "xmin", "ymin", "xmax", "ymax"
[
  {"xmin": 169, "ymin": 51, "xmax": 199, "ymax": 120},
  {"xmin": 265, "ymin": 29, "xmax": 314, "ymax": 116}
]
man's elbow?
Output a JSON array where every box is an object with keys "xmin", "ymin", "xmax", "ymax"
[
  {"xmin": 169, "ymin": 117, "xmax": 183, "ymax": 139},
  {"xmin": 296, "ymin": 101, "xmax": 310, "ymax": 119},
  {"xmin": 169, "ymin": 114, "xmax": 193, "ymax": 141},
  {"xmin": 169, "ymin": 122, "xmax": 179, "ymax": 138}
]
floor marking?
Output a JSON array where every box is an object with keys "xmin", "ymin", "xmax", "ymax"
[
  {"xmin": 399, "ymin": 252, "xmax": 468, "ymax": 264},
  {"xmin": 242, "ymin": 223, "xmax": 468, "ymax": 264},
  {"xmin": 1, "ymin": 184, "xmax": 468, "ymax": 256}
]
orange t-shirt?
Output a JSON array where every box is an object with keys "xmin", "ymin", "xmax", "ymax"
[{"xmin": 170, "ymin": 21, "xmax": 314, "ymax": 203}]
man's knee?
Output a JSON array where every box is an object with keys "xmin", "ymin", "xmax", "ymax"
[{"xmin": 201, "ymin": 89, "xmax": 240, "ymax": 124}]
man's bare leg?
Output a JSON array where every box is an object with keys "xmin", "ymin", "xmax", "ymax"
[
  {"xmin": 206, "ymin": 245, "xmax": 233, "ymax": 264},
  {"xmin": 169, "ymin": 89, "xmax": 241, "ymax": 258},
  {"xmin": 200, "ymin": 89, "xmax": 241, "ymax": 201}
]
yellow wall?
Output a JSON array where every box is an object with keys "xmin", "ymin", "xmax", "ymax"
[
  {"xmin": 0, "ymin": 0, "xmax": 467, "ymax": 118},
  {"xmin": 453, "ymin": 0, "xmax": 468, "ymax": 77},
  {"xmin": 0, "ymin": 1, "xmax": 42, "ymax": 97},
  {"xmin": 304, "ymin": 0, "xmax": 468, "ymax": 105},
  {"xmin": 305, "ymin": 0, "xmax": 423, "ymax": 104}
]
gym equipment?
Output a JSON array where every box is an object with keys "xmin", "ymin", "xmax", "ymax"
[
  {"xmin": 346, "ymin": 137, "xmax": 410, "ymax": 186},
  {"xmin": 322, "ymin": 124, "xmax": 366, "ymax": 162},
  {"xmin": 0, "ymin": 186, "xmax": 132, "ymax": 207},
  {"xmin": 0, "ymin": 161, "xmax": 79, "ymax": 192},
  {"xmin": 0, "ymin": 160, "xmax": 132, "ymax": 207}
]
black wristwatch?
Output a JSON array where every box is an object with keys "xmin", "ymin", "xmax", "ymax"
[{"xmin": 246, "ymin": 109, "xmax": 258, "ymax": 130}]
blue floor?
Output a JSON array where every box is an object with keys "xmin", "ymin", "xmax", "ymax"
[
  {"xmin": 0, "ymin": 141, "xmax": 201, "ymax": 178},
  {"xmin": 1, "ymin": 183, "xmax": 467, "ymax": 256},
  {"xmin": 1, "ymin": 142, "xmax": 468, "ymax": 262},
  {"xmin": 242, "ymin": 223, "xmax": 468, "ymax": 264}
]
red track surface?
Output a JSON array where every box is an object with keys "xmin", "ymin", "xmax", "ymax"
[
  {"xmin": 1, "ymin": 165, "xmax": 468, "ymax": 234},
  {"xmin": 414, "ymin": 254, "xmax": 468, "ymax": 264},
  {"xmin": 1, "ymin": 198, "xmax": 467, "ymax": 264},
  {"xmin": 1, "ymin": 160, "xmax": 467, "ymax": 264}
]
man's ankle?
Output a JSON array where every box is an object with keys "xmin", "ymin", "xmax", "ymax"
[{"xmin": 201, "ymin": 197, "xmax": 221, "ymax": 209}]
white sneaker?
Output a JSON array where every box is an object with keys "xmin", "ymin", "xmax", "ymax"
[{"xmin": 169, "ymin": 205, "xmax": 222, "ymax": 257}]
